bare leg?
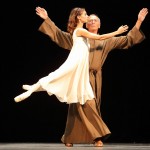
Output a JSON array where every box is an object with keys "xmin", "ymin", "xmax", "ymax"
[
  {"xmin": 14, "ymin": 82, "xmax": 41, "ymax": 102},
  {"xmin": 23, "ymin": 84, "xmax": 44, "ymax": 92}
]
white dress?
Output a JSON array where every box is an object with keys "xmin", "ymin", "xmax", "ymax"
[{"xmin": 39, "ymin": 28, "xmax": 95, "ymax": 105}]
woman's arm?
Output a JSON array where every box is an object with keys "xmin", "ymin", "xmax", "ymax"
[{"xmin": 76, "ymin": 25, "xmax": 128, "ymax": 40}]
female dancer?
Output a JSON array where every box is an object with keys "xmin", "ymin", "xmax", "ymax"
[{"xmin": 14, "ymin": 7, "xmax": 128, "ymax": 105}]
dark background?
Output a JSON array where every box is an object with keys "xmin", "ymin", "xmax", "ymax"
[{"xmin": 1, "ymin": 0, "xmax": 150, "ymax": 143}]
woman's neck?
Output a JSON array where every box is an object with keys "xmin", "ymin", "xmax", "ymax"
[{"xmin": 76, "ymin": 22, "xmax": 83, "ymax": 28}]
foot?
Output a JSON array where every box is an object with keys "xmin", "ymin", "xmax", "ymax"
[
  {"xmin": 23, "ymin": 84, "xmax": 43, "ymax": 92},
  {"xmin": 94, "ymin": 140, "xmax": 103, "ymax": 147},
  {"xmin": 65, "ymin": 143, "xmax": 73, "ymax": 147},
  {"xmin": 14, "ymin": 91, "xmax": 32, "ymax": 102},
  {"xmin": 22, "ymin": 85, "xmax": 31, "ymax": 90}
]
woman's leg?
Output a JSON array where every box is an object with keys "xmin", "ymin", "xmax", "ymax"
[
  {"xmin": 23, "ymin": 84, "xmax": 44, "ymax": 92},
  {"xmin": 14, "ymin": 82, "xmax": 41, "ymax": 102}
]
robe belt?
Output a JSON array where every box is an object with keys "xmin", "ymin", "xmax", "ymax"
[
  {"xmin": 89, "ymin": 69, "xmax": 98, "ymax": 75},
  {"xmin": 89, "ymin": 69, "xmax": 101, "ymax": 114}
]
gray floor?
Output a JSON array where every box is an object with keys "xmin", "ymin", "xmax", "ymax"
[{"xmin": 0, "ymin": 143, "xmax": 150, "ymax": 150}]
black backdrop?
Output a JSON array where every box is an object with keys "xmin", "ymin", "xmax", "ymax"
[{"xmin": 1, "ymin": 0, "xmax": 150, "ymax": 143}]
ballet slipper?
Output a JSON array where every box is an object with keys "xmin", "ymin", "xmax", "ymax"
[
  {"xmin": 14, "ymin": 91, "xmax": 32, "ymax": 102},
  {"xmin": 94, "ymin": 140, "xmax": 103, "ymax": 147},
  {"xmin": 23, "ymin": 84, "xmax": 43, "ymax": 92},
  {"xmin": 22, "ymin": 85, "xmax": 31, "ymax": 90},
  {"xmin": 65, "ymin": 143, "xmax": 73, "ymax": 147}
]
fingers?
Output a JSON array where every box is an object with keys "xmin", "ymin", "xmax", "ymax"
[
  {"xmin": 141, "ymin": 8, "xmax": 148, "ymax": 13},
  {"xmin": 120, "ymin": 25, "xmax": 128, "ymax": 32},
  {"xmin": 122, "ymin": 25, "xmax": 128, "ymax": 28},
  {"xmin": 140, "ymin": 8, "xmax": 148, "ymax": 16},
  {"xmin": 122, "ymin": 25, "xmax": 129, "ymax": 30},
  {"xmin": 35, "ymin": 7, "xmax": 43, "ymax": 16},
  {"xmin": 35, "ymin": 6, "xmax": 45, "ymax": 12},
  {"xmin": 124, "ymin": 25, "xmax": 129, "ymax": 31},
  {"xmin": 35, "ymin": 6, "xmax": 47, "ymax": 17}
]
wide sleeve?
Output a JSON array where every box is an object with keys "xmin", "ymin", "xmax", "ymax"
[
  {"xmin": 38, "ymin": 17, "xmax": 73, "ymax": 50},
  {"xmin": 104, "ymin": 26, "xmax": 146, "ymax": 52}
]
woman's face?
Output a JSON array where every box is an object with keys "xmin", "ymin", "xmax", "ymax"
[{"xmin": 78, "ymin": 10, "xmax": 89, "ymax": 23}]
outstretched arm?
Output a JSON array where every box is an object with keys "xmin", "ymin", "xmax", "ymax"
[
  {"xmin": 98, "ymin": 25, "xmax": 129, "ymax": 40},
  {"xmin": 35, "ymin": 6, "xmax": 72, "ymax": 50},
  {"xmin": 76, "ymin": 25, "xmax": 129, "ymax": 40}
]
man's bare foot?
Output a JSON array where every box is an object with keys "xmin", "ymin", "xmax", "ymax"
[
  {"xmin": 94, "ymin": 140, "xmax": 103, "ymax": 147},
  {"xmin": 65, "ymin": 143, "xmax": 73, "ymax": 147}
]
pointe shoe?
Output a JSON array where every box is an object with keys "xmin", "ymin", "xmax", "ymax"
[
  {"xmin": 65, "ymin": 143, "xmax": 73, "ymax": 147},
  {"xmin": 94, "ymin": 140, "xmax": 103, "ymax": 147},
  {"xmin": 22, "ymin": 85, "xmax": 31, "ymax": 90},
  {"xmin": 14, "ymin": 91, "xmax": 32, "ymax": 102}
]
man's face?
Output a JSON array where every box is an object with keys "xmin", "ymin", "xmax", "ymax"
[{"xmin": 86, "ymin": 15, "xmax": 101, "ymax": 32}]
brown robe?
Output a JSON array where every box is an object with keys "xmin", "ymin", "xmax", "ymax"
[{"xmin": 38, "ymin": 18, "xmax": 145, "ymax": 144}]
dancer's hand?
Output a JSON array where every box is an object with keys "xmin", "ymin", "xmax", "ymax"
[
  {"xmin": 117, "ymin": 25, "xmax": 129, "ymax": 34},
  {"xmin": 35, "ymin": 6, "xmax": 48, "ymax": 20}
]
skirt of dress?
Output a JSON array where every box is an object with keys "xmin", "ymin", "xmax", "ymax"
[{"xmin": 39, "ymin": 33, "xmax": 95, "ymax": 105}]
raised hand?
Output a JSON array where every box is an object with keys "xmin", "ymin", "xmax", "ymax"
[
  {"xmin": 135, "ymin": 8, "xmax": 148, "ymax": 29},
  {"xmin": 35, "ymin": 6, "xmax": 48, "ymax": 20},
  {"xmin": 117, "ymin": 25, "xmax": 129, "ymax": 34},
  {"xmin": 138, "ymin": 8, "xmax": 148, "ymax": 22}
]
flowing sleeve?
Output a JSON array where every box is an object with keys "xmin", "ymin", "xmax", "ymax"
[
  {"xmin": 38, "ymin": 17, "xmax": 73, "ymax": 50},
  {"xmin": 104, "ymin": 26, "xmax": 146, "ymax": 52}
]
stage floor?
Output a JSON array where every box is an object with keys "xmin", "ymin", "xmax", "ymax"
[{"xmin": 0, "ymin": 143, "xmax": 150, "ymax": 150}]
